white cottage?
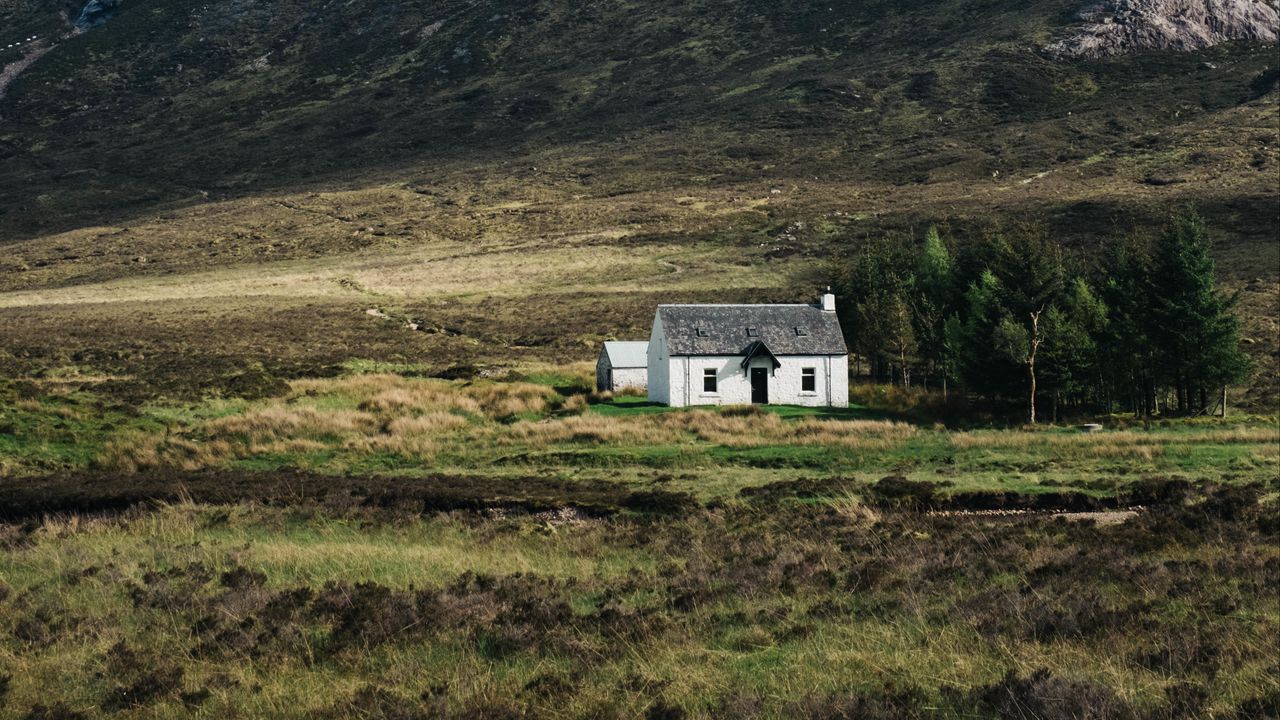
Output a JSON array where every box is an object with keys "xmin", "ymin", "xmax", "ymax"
[
  {"xmin": 596, "ymin": 341, "xmax": 649, "ymax": 392},
  {"xmin": 647, "ymin": 294, "xmax": 849, "ymax": 407}
]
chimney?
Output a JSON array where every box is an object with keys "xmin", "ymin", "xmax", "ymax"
[{"xmin": 821, "ymin": 289, "xmax": 835, "ymax": 312}]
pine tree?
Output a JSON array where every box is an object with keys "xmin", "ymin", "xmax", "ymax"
[
  {"xmin": 1098, "ymin": 234, "xmax": 1157, "ymax": 416},
  {"xmin": 1148, "ymin": 209, "xmax": 1250, "ymax": 414},
  {"xmin": 833, "ymin": 210, "xmax": 1248, "ymax": 420},
  {"xmin": 1040, "ymin": 278, "xmax": 1108, "ymax": 420},
  {"xmin": 909, "ymin": 227, "xmax": 958, "ymax": 394},
  {"xmin": 954, "ymin": 270, "xmax": 1022, "ymax": 401},
  {"xmin": 832, "ymin": 236, "xmax": 914, "ymax": 382},
  {"xmin": 991, "ymin": 229, "xmax": 1066, "ymax": 423}
]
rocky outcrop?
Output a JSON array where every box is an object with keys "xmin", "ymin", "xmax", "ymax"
[
  {"xmin": 74, "ymin": 0, "xmax": 122, "ymax": 31},
  {"xmin": 1045, "ymin": 0, "xmax": 1279, "ymax": 59},
  {"xmin": 1, "ymin": 0, "xmax": 121, "ymax": 104}
]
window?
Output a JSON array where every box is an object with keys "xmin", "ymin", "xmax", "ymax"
[
  {"xmin": 695, "ymin": 327, "xmax": 709, "ymax": 337},
  {"xmin": 746, "ymin": 327, "xmax": 759, "ymax": 337},
  {"xmin": 801, "ymin": 367, "xmax": 816, "ymax": 393},
  {"xmin": 794, "ymin": 327, "xmax": 808, "ymax": 336},
  {"xmin": 703, "ymin": 368, "xmax": 717, "ymax": 393}
]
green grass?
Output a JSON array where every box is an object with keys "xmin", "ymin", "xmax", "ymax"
[
  {"xmin": 340, "ymin": 359, "xmax": 437, "ymax": 377},
  {"xmin": 521, "ymin": 370, "xmax": 593, "ymax": 393},
  {"xmin": 4, "ymin": 375, "xmax": 1275, "ymax": 505},
  {"xmin": 704, "ymin": 443, "xmax": 842, "ymax": 469},
  {"xmin": 0, "ymin": 386, "xmax": 165, "ymax": 472},
  {"xmin": 590, "ymin": 395, "xmax": 889, "ymax": 421},
  {"xmin": 589, "ymin": 396, "xmax": 676, "ymax": 416}
]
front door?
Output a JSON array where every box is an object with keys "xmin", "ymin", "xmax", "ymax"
[{"xmin": 750, "ymin": 367, "xmax": 768, "ymax": 404}]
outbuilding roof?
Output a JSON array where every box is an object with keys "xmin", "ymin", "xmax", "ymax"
[
  {"xmin": 601, "ymin": 341, "xmax": 649, "ymax": 368},
  {"xmin": 656, "ymin": 304, "xmax": 847, "ymax": 356}
]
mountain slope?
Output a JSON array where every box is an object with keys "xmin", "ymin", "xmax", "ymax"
[{"xmin": 0, "ymin": 0, "xmax": 1275, "ymax": 238}]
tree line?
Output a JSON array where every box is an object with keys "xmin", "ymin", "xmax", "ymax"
[{"xmin": 830, "ymin": 208, "xmax": 1250, "ymax": 423}]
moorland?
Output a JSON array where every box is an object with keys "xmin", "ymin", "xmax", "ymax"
[
  {"xmin": 1, "ymin": 0, "xmax": 1278, "ymax": 717},
  {"xmin": 1, "ymin": 366, "xmax": 1277, "ymax": 717}
]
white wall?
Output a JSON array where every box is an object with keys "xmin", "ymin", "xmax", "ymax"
[
  {"xmin": 646, "ymin": 312, "xmax": 670, "ymax": 405},
  {"xmin": 609, "ymin": 367, "xmax": 648, "ymax": 391},
  {"xmin": 598, "ymin": 347, "xmax": 649, "ymax": 392},
  {"xmin": 829, "ymin": 354, "xmax": 849, "ymax": 408},
  {"xmin": 662, "ymin": 354, "xmax": 848, "ymax": 407}
]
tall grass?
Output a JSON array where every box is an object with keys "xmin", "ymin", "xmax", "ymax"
[
  {"xmin": 951, "ymin": 427, "xmax": 1279, "ymax": 448},
  {"xmin": 90, "ymin": 373, "xmax": 1279, "ymax": 480},
  {"xmin": 99, "ymin": 430, "xmax": 234, "ymax": 473},
  {"xmin": 505, "ymin": 414, "xmax": 685, "ymax": 445},
  {"xmin": 295, "ymin": 373, "xmax": 564, "ymax": 420},
  {"xmin": 97, "ymin": 375, "xmax": 920, "ymax": 470},
  {"xmin": 950, "ymin": 426, "xmax": 1280, "ymax": 460},
  {"xmin": 667, "ymin": 411, "xmax": 917, "ymax": 449},
  {"xmin": 505, "ymin": 407, "xmax": 916, "ymax": 449},
  {"xmin": 2, "ymin": 484, "xmax": 1275, "ymax": 718}
]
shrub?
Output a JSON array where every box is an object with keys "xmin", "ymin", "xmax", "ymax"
[
  {"xmin": 973, "ymin": 668, "xmax": 1137, "ymax": 720},
  {"xmin": 868, "ymin": 475, "xmax": 940, "ymax": 509}
]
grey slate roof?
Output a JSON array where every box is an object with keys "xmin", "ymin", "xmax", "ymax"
[
  {"xmin": 657, "ymin": 304, "xmax": 848, "ymax": 356},
  {"xmin": 601, "ymin": 341, "xmax": 649, "ymax": 368}
]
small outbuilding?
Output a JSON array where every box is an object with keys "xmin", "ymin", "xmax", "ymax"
[
  {"xmin": 646, "ymin": 294, "xmax": 848, "ymax": 407},
  {"xmin": 596, "ymin": 341, "xmax": 649, "ymax": 392}
]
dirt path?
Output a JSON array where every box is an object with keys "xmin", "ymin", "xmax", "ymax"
[
  {"xmin": 656, "ymin": 257, "xmax": 683, "ymax": 276},
  {"xmin": 0, "ymin": 41, "xmax": 55, "ymax": 100},
  {"xmin": 928, "ymin": 507, "xmax": 1144, "ymax": 524}
]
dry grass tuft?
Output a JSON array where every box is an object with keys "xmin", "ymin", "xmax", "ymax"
[
  {"xmin": 467, "ymin": 381, "xmax": 561, "ymax": 419},
  {"xmin": 559, "ymin": 394, "xmax": 590, "ymax": 415},
  {"xmin": 357, "ymin": 386, "xmax": 481, "ymax": 416},
  {"xmin": 294, "ymin": 374, "xmax": 562, "ymax": 420},
  {"xmin": 98, "ymin": 431, "xmax": 236, "ymax": 473},
  {"xmin": 94, "ymin": 375, "xmax": 573, "ymax": 470},
  {"xmin": 504, "ymin": 411, "xmax": 917, "ymax": 450},
  {"xmin": 343, "ymin": 412, "xmax": 473, "ymax": 457},
  {"xmin": 208, "ymin": 406, "xmax": 381, "ymax": 442},
  {"xmin": 827, "ymin": 490, "xmax": 880, "ymax": 526},
  {"xmin": 505, "ymin": 415, "xmax": 684, "ymax": 445},
  {"xmin": 950, "ymin": 426, "xmax": 1279, "ymax": 460},
  {"xmin": 669, "ymin": 412, "xmax": 917, "ymax": 449},
  {"xmin": 97, "ymin": 431, "xmax": 160, "ymax": 473},
  {"xmin": 385, "ymin": 412, "xmax": 472, "ymax": 435}
]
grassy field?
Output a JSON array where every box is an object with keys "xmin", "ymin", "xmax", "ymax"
[
  {"xmin": 1, "ymin": 206, "xmax": 1276, "ymax": 718},
  {"xmin": 3, "ymin": 365, "xmax": 1276, "ymax": 494},
  {"xmin": 1, "ymin": 0, "xmax": 1278, "ymax": 714},
  {"xmin": 0, "ymin": 461, "xmax": 1276, "ymax": 718},
  {"xmin": 2, "ymin": 356, "xmax": 1278, "ymax": 719}
]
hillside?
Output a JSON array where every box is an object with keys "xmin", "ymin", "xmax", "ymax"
[
  {"xmin": 0, "ymin": 0, "xmax": 1276, "ymax": 405},
  {"xmin": 2, "ymin": 0, "xmax": 1277, "ymax": 236}
]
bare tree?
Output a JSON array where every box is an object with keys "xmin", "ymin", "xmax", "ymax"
[{"xmin": 1026, "ymin": 308, "xmax": 1043, "ymax": 424}]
